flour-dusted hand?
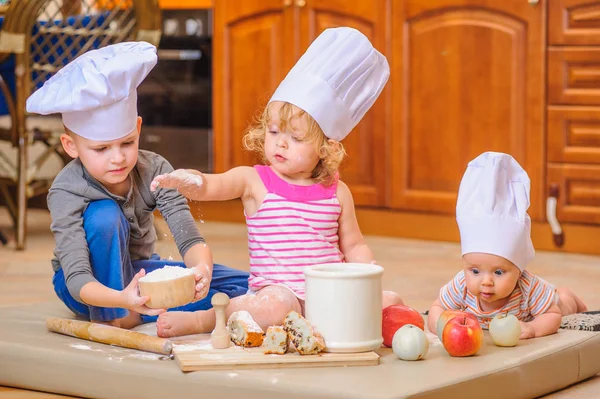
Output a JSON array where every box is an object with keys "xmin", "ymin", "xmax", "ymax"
[
  {"xmin": 122, "ymin": 269, "xmax": 166, "ymax": 316},
  {"xmin": 192, "ymin": 264, "xmax": 212, "ymax": 301},
  {"xmin": 150, "ymin": 169, "xmax": 206, "ymax": 199}
]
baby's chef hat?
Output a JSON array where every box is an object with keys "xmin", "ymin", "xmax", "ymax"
[
  {"xmin": 456, "ymin": 152, "xmax": 534, "ymax": 271},
  {"xmin": 269, "ymin": 27, "xmax": 389, "ymax": 141},
  {"xmin": 26, "ymin": 41, "xmax": 157, "ymax": 141}
]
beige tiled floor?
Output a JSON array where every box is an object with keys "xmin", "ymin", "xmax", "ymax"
[{"xmin": 0, "ymin": 207, "xmax": 599, "ymax": 398}]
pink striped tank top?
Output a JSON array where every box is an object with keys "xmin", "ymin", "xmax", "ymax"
[{"xmin": 246, "ymin": 165, "xmax": 344, "ymax": 299}]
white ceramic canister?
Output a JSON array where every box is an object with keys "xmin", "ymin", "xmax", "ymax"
[{"xmin": 304, "ymin": 263, "xmax": 383, "ymax": 353}]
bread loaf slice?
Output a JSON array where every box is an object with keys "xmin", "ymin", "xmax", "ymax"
[
  {"xmin": 263, "ymin": 325, "xmax": 289, "ymax": 355},
  {"xmin": 283, "ymin": 311, "xmax": 325, "ymax": 355},
  {"xmin": 227, "ymin": 311, "xmax": 264, "ymax": 347}
]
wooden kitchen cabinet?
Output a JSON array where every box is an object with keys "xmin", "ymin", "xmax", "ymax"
[
  {"xmin": 548, "ymin": 47, "xmax": 600, "ymax": 105},
  {"xmin": 389, "ymin": 0, "xmax": 545, "ymax": 219},
  {"xmin": 547, "ymin": 0, "xmax": 600, "ymax": 232},
  {"xmin": 212, "ymin": 0, "xmax": 390, "ymax": 206},
  {"xmin": 547, "ymin": 106, "xmax": 600, "ymax": 165},
  {"xmin": 212, "ymin": 0, "xmax": 295, "ymax": 171},
  {"xmin": 548, "ymin": 0, "xmax": 600, "ymax": 45},
  {"xmin": 547, "ymin": 164, "xmax": 600, "ymax": 225},
  {"xmin": 207, "ymin": 0, "xmax": 600, "ymax": 254}
]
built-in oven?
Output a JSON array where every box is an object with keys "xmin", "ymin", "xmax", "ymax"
[{"xmin": 138, "ymin": 9, "xmax": 212, "ymax": 172}]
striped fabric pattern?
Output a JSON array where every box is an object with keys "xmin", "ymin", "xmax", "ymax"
[
  {"xmin": 439, "ymin": 270, "xmax": 559, "ymax": 329},
  {"xmin": 246, "ymin": 166, "xmax": 344, "ymax": 299}
]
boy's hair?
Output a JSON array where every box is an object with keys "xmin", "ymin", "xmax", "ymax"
[
  {"xmin": 243, "ymin": 102, "xmax": 345, "ymax": 187},
  {"xmin": 63, "ymin": 126, "xmax": 76, "ymax": 137}
]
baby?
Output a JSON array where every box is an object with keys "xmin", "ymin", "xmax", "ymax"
[{"xmin": 427, "ymin": 152, "xmax": 586, "ymax": 339}]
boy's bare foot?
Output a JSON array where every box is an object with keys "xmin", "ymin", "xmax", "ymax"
[{"xmin": 157, "ymin": 311, "xmax": 207, "ymax": 338}]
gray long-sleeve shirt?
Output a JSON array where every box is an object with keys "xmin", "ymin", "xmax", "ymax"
[{"xmin": 47, "ymin": 150, "xmax": 204, "ymax": 302}]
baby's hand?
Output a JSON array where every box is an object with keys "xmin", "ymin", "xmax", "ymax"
[
  {"xmin": 519, "ymin": 321, "xmax": 536, "ymax": 340},
  {"xmin": 151, "ymin": 169, "xmax": 205, "ymax": 199},
  {"xmin": 192, "ymin": 264, "xmax": 212, "ymax": 301},
  {"xmin": 122, "ymin": 269, "xmax": 166, "ymax": 316}
]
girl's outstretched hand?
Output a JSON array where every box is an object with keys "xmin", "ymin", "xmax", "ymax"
[
  {"xmin": 150, "ymin": 169, "xmax": 206, "ymax": 199},
  {"xmin": 122, "ymin": 269, "xmax": 166, "ymax": 316}
]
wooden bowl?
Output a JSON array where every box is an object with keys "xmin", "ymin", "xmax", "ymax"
[{"xmin": 138, "ymin": 267, "xmax": 196, "ymax": 309}]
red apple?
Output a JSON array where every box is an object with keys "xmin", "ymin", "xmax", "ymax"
[
  {"xmin": 382, "ymin": 305, "xmax": 425, "ymax": 348},
  {"xmin": 435, "ymin": 309, "xmax": 479, "ymax": 339},
  {"xmin": 441, "ymin": 315, "xmax": 483, "ymax": 357}
]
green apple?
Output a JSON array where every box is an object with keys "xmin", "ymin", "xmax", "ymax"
[
  {"xmin": 392, "ymin": 324, "xmax": 429, "ymax": 361},
  {"xmin": 489, "ymin": 313, "xmax": 521, "ymax": 347}
]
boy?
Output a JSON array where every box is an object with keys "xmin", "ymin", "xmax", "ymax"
[
  {"xmin": 26, "ymin": 42, "xmax": 248, "ymax": 329},
  {"xmin": 427, "ymin": 152, "xmax": 586, "ymax": 339}
]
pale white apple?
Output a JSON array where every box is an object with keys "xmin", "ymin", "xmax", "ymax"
[
  {"xmin": 392, "ymin": 324, "xmax": 429, "ymax": 361},
  {"xmin": 489, "ymin": 313, "xmax": 521, "ymax": 347}
]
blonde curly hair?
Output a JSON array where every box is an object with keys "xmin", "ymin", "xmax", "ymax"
[{"xmin": 243, "ymin": 102, "xmax": 345, "ymax": 187}]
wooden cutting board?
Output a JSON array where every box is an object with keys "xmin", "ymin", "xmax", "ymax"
[{"xmin": 173, "ymin": 338, "xmax": 380, "ymax": 372}]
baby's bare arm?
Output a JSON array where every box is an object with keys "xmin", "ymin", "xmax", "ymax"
[
  {"xmin": 427, "ymin": 299, "xmax": 446, "ymax": 334},
  {"xmin": 520, "ymin": 303, "xmax": 562, "ymax": 339}
]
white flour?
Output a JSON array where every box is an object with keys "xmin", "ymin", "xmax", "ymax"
[
  {"xmin": 140, "ymin": 266, "xmax": 194, "ymax": 282},
  {"xmin": 69, "ymin": 342, "xmax": 163, "ymax": 362},
  {"xmin": 173, "ymin": 341, "xmax": 213, "ymax": 351},
  {"xmin": 228, "ymin": 310, "xmax": 263, "ymax": 332},
  {"xmin": 174, "ymin": 170, "xmax": 203, "ymax": 187},
  {"xmin": 151, "ymin": 170, "xmax": 203, "ymax": 192},
  {"xmin": 70, "ymin": 343, "xmax": 100, "ymax": 351}
]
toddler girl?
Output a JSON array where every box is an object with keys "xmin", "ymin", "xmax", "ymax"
[{"xmin": 151, "ymin": 27, "xmax": 403, "ymax": 338}]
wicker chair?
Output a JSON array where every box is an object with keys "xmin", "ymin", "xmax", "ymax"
[{"xmin": 0, "ymin": 0, "xmax": 161, "ymax": 249}]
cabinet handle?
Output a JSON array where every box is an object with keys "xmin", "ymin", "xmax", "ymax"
[
  {"xmin": 528, "ymin": 0, "xmax": 539, "ymax": 5},
  {"xmin": 295, "ymin": 0, "xmax": 306, "ymax": 7},
  {"xmin": 546, "ymin": 183, "xmax": 564, "ymax": 247}
]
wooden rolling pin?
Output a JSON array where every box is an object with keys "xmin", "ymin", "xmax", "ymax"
[{"xmin": 46, "ymin": 317, "xmax": 172, "ymax": 355}]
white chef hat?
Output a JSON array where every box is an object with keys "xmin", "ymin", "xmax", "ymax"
[
  {"xmin": 269, "ymin": 27, "xmax": 389, "ymax": 141},
  {"xmin": 456, "ymin": 152, "xmax": 535, "ymax": 271},
  {"xmin": 26, "ymin": 41, "xmax": 157, "ymax": 141}
]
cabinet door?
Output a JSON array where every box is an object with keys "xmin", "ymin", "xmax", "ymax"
[
  {"xmin": 547, "ymin": 164, "xmax": 600, "ymax": 225},
  {"xmin": 548, "ymin": 48, "xmax": 600, "ymax": 106},
  {"xmin": 549, "ymin": 0, "xmax": 600, "ymax": 45},
  {"xmin": 298, "ymin": 0, "xmax": 390, "ymax": 206},
  {"xmin": 390, "ymin": 0, "xmax": 545, "ymax": 220},
  {"xmin": 213, "ymin": 0, "xmax": 297, "ymax": 172},
  {"xmin": 547, "ymin": 106, "xmax": 600, "ymax": 164}
]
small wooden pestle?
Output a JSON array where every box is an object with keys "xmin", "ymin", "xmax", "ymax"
[{"xmin": 211, "ymin": 293, "xmax": 231, "ymax": 349}]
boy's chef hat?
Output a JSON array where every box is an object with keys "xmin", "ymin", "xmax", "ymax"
[
  {"xmin": 26, "ymin": 41, "xmax": 157, "ymax": 141},
  {"xmin": 456, "ymin": 152, "xmax": 534, "ymax": 271},
  {"xmin": 269, "ymin": 27, "xmax": 389, "ymax": 141}
]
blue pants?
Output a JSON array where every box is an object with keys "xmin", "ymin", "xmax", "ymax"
[{"xmin": 52, "ymin": 199, "xmax": 249, "ymax": 323}]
